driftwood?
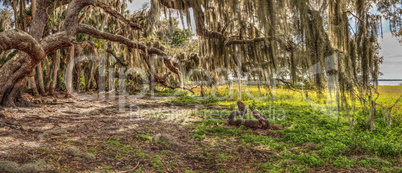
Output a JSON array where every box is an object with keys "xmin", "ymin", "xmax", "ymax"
[{"xmin": 228, "ymin": 101, "xmax": 285, "ymax": 130}]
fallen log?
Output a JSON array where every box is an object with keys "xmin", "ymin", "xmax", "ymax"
[{"xmin": 227, "ymin": 102, "xmax": 285, "ymax": 130}]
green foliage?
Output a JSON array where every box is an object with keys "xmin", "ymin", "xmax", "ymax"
[
  {"xmin": 172, "ymin": 96, "xmax": 201, "ymax": 104},
  {"xmin": 102, "ymin": 165, "xmax": 112, "ymax": 172},
  {"xmin": 121, "ymin": 145, "xmax": 135, "ymax": 153},
  {"xmin": 218, "ymin": 153, "xmax": 230, "ymax": 162},
  {"xmin": 156, "ymin": 89, "xmax": 188, "ymax": 97},
  {"xmin": 241, "ymin": 135, "xmax": 288, "ymax": 150},
  {"xmin": 130, "ymin": 150, "xmax": 150, "ymax": 159},
  {"xmin": 316, "ymin": 141, "xmax": 347, "ymax": 157},
  {"xmin": 136, "ymin": 135, "xmax": 152, "ymax": 141},
  {"xmin": 172, "ymin": 95, "xmax": 219, "ymax": 105},
  {"xmin": 89, "ymin": 147, "xmax": 97, "ymax": 154},
  {"xmin": 107, "ymin": 139, "xmax": 123, "ymax": 147},
  {"xmin": 186, "ymin": 86, "xmax": 402, "ymax": 171},
  {"xmin": 151, "ymin": 155, "xmax": 163, "ymax": 168},
  {"xmin": 171, "ymin": 29, "xmax": 192, "ymax": 46},
  {"xmin": 155, "ymin": 18, "xmax": 193, "ymax": 47},
  {"xmin": 392, "ymin": 167, "xmax": 402, "ymax": 173},
  {"xmin": 296, "ymin": 153, "xmax": 324, "ymax": 166},
  {"xmin": 160, "ymin": 150, "xmax": 168, "ymax": 155},
  {"xmin": 192, "ymin": 119, "xmax": 251, "ymax": 139},
  {"xmin": 333, "ymin": 156, "xmax": 355, "ymax": 168},
  {"xmin": 60, "ymin": 134, "xmax": 68, "ymax": 139}
]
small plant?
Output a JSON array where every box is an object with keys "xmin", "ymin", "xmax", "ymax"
[
  {"xmin": 60, "ymin": 134, "xmax": 68, "ymax": 139},
  {"xmin": 333, "ymin": 156, "xmax": 355, "ymax": 169},
  {"xmin": 169, "ymin": 161, "xmax": 176, "ymax": 166},
  {"xmin": 102, "ymin": 165, "xmax": 112, "ymax": 172},
  {"xmin": 392, "ymin": 167, "xmax": 402, "ymax": 173},
  {"xmin": 194, "ymin": 134, "xmax": 205, "ymax": 140},
  {"xmin": 121, "ymin": 145, "xmax": 135, "ymax": 153},
  {"xmin": 151, "ymin": 155, "xmax": 163, "ymax": 168},
  {"xmin": 160, "ymin": 150, "xmax": 168, "ymax": 155},
  {"xmin": 107, "ymin": 139, "xmax": 123, "ymax": 147},
  {"xmin": 358, "ymin": 159, "xmax": 371, "ymax": 168},
  {"xmin": 131, "ymin": 150, "xmax": 150, "ymax": 159},
  {"xmin": 114, "ymin": 153, "xmax": 122, "ymax": 159},
  {"xmin": 89, "ymin": 147, "xmax": 97, "ymax": 154},
  {"xmin": 159, "ymin": 141, "xmax": 169, "ymax": 145},
  {"xmin": 296, "ymin": 153, "xmax": 323, "ymax": 166},
  {"xmin": 136, "ymin": 135, "xmax": 152, "ymax": 141},
  {"xmin": 218, "ymin": 153, "xmax": 230, "ymax": 162}
]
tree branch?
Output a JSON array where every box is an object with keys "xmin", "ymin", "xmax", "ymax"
[
  {"xmin": 0, "ymin": 30, "xmax": 46, "ymax": 62},
  {"xmin": 77, "ymin": 24, "xmax": 166, "ymax": 56},
  {"xmin": 78, "ymin": 6, "xmax": 93, "ymax": 24},
  {"xmin": 163, "ymin": 57, "xmax": 180, "ymax": 76},
  {"xmin": 159, "ymin": 0, "xmax": 192, "ymax": 10},
  {"xmin": 97, "ymin": 2, "xmax": 142, "ymax": 30},
  {"xmin": 106, "ymin": 49, "xmax": 129, "ymax": 67},
  {"xmin": 64, "ymin": 0, "xmax": 142, "ymax": 42}
]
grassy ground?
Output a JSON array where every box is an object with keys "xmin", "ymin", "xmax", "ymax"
[
  {"xmin": 171, "ymin": 85, "xmax": 402, "ymax": 172},
  {"xmin": 0, "ymin": 86, "xmax": 401, "ymax": 172}
]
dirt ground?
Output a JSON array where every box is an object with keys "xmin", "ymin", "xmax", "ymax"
[
  {"xmin": 1, "ymin": 92, "xmax": 385, "ymax": 173},
  {"xmin": 0, "ymin": 92, "xmax": 277, "ymax": 172}
]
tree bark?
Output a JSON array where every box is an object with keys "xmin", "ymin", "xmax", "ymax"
[
  {"xmin": 49, "ymin": 50, "xmax": 61, "ymax": 95},
  {"xmin": 32, "ymin": 0, "xmax": 37, "ymax": 18},
  {"xmin": 0, "ymin": 0, "xmax": 69, "ymax": 106},
  {"xmin": 37, "ymin": 62, "xmax": 46, "ymax": 95},
  {"xmin": 28, "ymin": 76, "xmax": 39, "ymax": 96},
  {"xmin": 0, "ymin": 29, "xmax": 46, "ymax": 106},
  {"xmin": 66, "ymin": 46, "xmax": 75, "ymax": 97},
  {"xmin": 227, "ymin": 102, "xmax": 284, "ymax": 130},
  {"xmin": 0, "ymin": 0, "xmax": 162, "ymax": 106}
]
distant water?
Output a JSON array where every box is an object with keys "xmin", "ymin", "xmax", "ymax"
[{"xmin": 378, "ymin": 81, "xmax": 402, "ymax": 86}]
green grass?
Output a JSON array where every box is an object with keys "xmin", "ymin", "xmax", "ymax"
[
  {"xmin": 130, "ymin": 149, "xmax": 150, "ymax": 159},
  {"xmin": 176, "ymin": 85, "xmax": 402, "ymax": 172},
  {"xmin": 136, "ymin": 135, "xmax": 152, "ymax": 141},
  {"xmin": 156, "ymin": 89, "xmax": 189, "ymax": 97}
]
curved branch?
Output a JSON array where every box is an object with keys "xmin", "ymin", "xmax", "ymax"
[
  {"xmin": 41, "ymin": 31, "xmax": 71, "ymax": 54},
  {"xmin": 74, "ymin": 25, "xmax": 192, "ymax": 93},
  {"xmin": 0, "ymin": 30, "xmax": 46, "ymax": 62},
  {"xmin": 97, "ymin": 2, "xmax": 142, "ymax": 30},
  {"xmin": 106, "ymin": 49, "xmax": 129, "ymax": 67},
  {"xmin": 64, "ymin": 0, "xmax": 142, "ymax": 42},
  {"xmin": 163, "ymin": 57, "xmax": 180, "ymax": 76},
  {"xmin": 63, "ymin": 0, "xmax": 94, "ymax": 42},
  {"xmin": 77, "ymin": 24, "xmax": 166, "ymax": 56},
  {"xmin": 0, "ymin": 30, "xmax": 46, "ymax": 105},
  {"xmin": 79, "ymin": 6, "xmax": 93, "ymax": 24}
]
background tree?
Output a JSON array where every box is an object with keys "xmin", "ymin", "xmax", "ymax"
[{"xmin": 0, "ymin": 0, "xmax": 401, "ymax": 131}]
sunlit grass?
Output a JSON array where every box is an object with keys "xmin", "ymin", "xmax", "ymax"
[{"xmin": 171, "ymin": 84, "xmax": 402, "ymax": 172}]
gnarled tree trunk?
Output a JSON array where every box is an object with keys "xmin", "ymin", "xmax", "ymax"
[
  {"xmin": 66, "ymin": 45, "xmax": 75, "ymax": 97},
  {"xmin": 49, "ymin": 50, "xmax": 61, "ymax": 95}
]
